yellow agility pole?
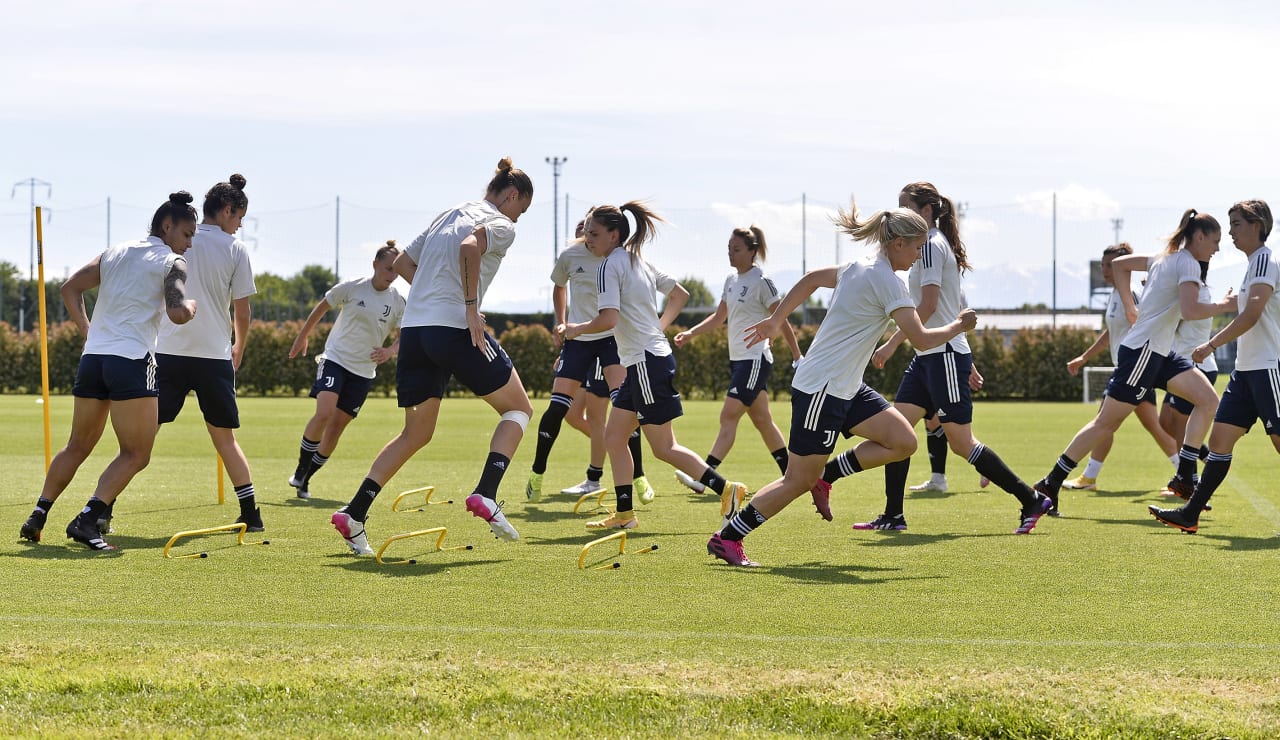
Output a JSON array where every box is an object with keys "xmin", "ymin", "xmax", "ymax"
[
  {"xmin": 576, "ymin": 530, "xmax": 659, "ymax": 571},
  {"xmin": 390, "ymin": 485, "xmax": 453, "ymax": 511},
  {"xmin": 35, "ymin": 206, "xmax": 51, "ymax": 472},
  {"xmin": 375, "ymin": 526, "xmax": 473, "ymax": 565},
  {"xmin": 162, "ymin": 522, "xmax": 269, "ymax": 559},
  {"xmin": 216, "ymin": 454, "xmax": 225, "ymax": 505}
]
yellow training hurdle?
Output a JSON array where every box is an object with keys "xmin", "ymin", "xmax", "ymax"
[
  {"xmin": 376, "ymin": 526, "xmax": 473, "ymax": 565},
  {"xmin": 391, "ymin": 485, "xmax": 452, "ymax": 511},
  {"xmin": 162, "ymin": 523, "xmax": 268, "ymax": 559},
  {"xmin": 577, "ymin": 530, "xmax": 658, "ymax": 571},
  {"xmin": 572, "ymin": 488, "xmax": 610, "ymax": 515}
]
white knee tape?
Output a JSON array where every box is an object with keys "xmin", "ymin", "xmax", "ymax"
[{"xmin": 500, "ymin": 410, "xmax": 531, "ymax": 432}]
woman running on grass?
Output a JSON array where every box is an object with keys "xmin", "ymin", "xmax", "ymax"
[
  {"xmin": 1157, "ymin": 269, "xmax": 1220, "ymax": 451},
  {"xmin": 20, "ymin": 192, "xmax": 198, "ymax": 551},
  {"xmin": 1033, "ymin": 209, "xmax": 1233, "ymax": 513},
  {"xmin": 525, "ymin": 215, "xmax": 652, "ymax": 505},
  {"xmin": 561, "ymin": 202, "xmax": 749, "ymax": 530},
  {"xmin": 708, "ymin": 201, "xmax": 1010, "ymax": 568},
  {"xmin": 331, "ymin": 158, "xmax": 534, "ymax": 554},
  {"xmin": 1061, "ymin": 243, "xmax": 1179, "ymax": 495},
  {"xmin": 812, "ymin": 182, "xmax": 1044, "ymax": 531},
  {"xmin": 672, "ymin": 225, "xmax": 800, "ymax": 482},
  {"xmin": 1150, "ymin": 200, "xmax": 1280, "ymax": 533},
  {"xmin": 287, "ymin": 240, "xmax": 405, "ymax": 499}
]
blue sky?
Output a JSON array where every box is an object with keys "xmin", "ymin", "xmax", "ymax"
[{"xmin": 3, "ymin": 0, "xmax": 1279, "ymax": 312}]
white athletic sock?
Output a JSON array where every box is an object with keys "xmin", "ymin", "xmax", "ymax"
[
  {"xmin": 1083, "ymin": 458, "xmax": 1104, "ymax": 479},
  {"xmin": 1168, "ymin": 454, "xmax": 1180, "ymax": 468},
  {"xmin": 930, "ymin": 473, "xmax": 946, "ymax": 484}
]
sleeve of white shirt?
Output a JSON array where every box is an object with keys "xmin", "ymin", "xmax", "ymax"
[
  {"xmin": 391, "ymin": 291, "xmax": 406, "ymax": 329},
  {"xmin": 651, "ymin": 262, "xmax": 677, "ymax": 295},
  {"xmin": 879, "ymin": 269, "xmax": 917, "ymax": 318},
  {"xmin": 1244, "ymin": 250, "xmax": 1280, "ymax": 293},
  {"xmin": 760, "ymin": 276, "xmax": 780, "ymax": 310},
  {"xmin": 597, "ymin": 254, "xmax": 624, "ymax": 312},
  {"xmin": 1176, "ymin": 252, "xmax": 1202, "ymax": 286},
  {"xmin": 481, "ymin": 216, "xmax": 516, "ymax": 258},
  {"xmin": 721, "ymin": 275, "xmax": 733, "ymax": 303},
  {"xmin": 324, "ymin": 279, "xmax": 356, "ymax": 308},
  {"xmin": 550, "ymin": 251, "xmax": 571, "ymax": 286},
  {"xmin": 405, "ymin": 231, "xmax": 428, "ymax": 267},
  {"xmin": 918, "ymin": 238, "xmax": 946, "ymax": 288},
  {"xmin": 230, "ymin": 240, "xmax": 257, "ymax": 300}
]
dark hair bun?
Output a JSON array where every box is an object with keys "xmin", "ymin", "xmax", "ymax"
[
  {"xmin": 169, "ymin": 191, "xmax": 194, "ymax": 205},
  {"xmin": 496, "ymin": 157, "xmax": 513, "ymax": 174},
  {"xmin": 228, "ymin": 173, "xmax": 247, "ymax": 191},
  {"xmin": 386, "ymin": 239, "xmax": 396, "ymax": 248}
]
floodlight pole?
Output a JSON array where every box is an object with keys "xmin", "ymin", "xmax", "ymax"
[
  {"xmin": 1052, "ymin": 192, "xmax": 1058, "ymax": 330},
  {"xmin": 12, "ymin": 178, "xmax": 53, "ymax": 333},
  {"xmin": 546, "ymin": 157, "xmax": 567, "ymax": 260},
  {"xmin": 1111, "ymin": 217, "xmax": 1123, "ymax": 245}
]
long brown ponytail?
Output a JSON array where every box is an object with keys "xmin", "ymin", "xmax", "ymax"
[{"xmin": 901, "ymin": 181, "xmax": 971, "ymax": 273}]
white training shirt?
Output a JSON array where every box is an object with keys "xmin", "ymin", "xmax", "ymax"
[
  {"xmin": 1120, "ymin": 249, "xmax": 1203, "ymax": 357},
  {"xmin": 83, "ymin": 237, "xmax": 180, "ymax": 360},
  {"xmin": 402, "ymin": 200, "xmax": 516, "ymax": 330},
  {"xmin": 155, "ymin": 223, "xmax": 256, "ymax": 360},
  {"xmin": 1234, "ymin": 245, "xmax": 1280, "ymax": 372},
  {"xmin": 319, "ymin": 278, "xmax": 406, "ymax": 379},
  {"xmin": 550, "ymin": 243, "xmax": 611, "ymax": 342},
  {"xmin": 597, "ymin": 249, "xmax": 677, "ymax": 367},
  {"xmin": 793, "ymin": 258, "xmax": 916, "ymax": 399},
  {"xmin": 723, "ymin": 265, "xmax": 780, "ymax": 362},
  {"xmin": 1171, "ymin": 282, "xmax": 1219, "ymax": 373},
  {"xmin": 1104, "ymin": 287, "xmax": 1139, "ymax": 365},
  {"xmin": 908, "ymin": 229, "xmax": 971, "ymax": 356}
]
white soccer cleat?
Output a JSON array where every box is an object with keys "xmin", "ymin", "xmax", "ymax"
[
  {"xmin": 331, "ymin": 510, "xmax": 372, "ymax": 556},
  {"xmin": 560, "ymin": 479, "xmax": 603, "ymax": 496},
  {"xmin": 466, "ymin": 494, "xmax": 520, "ymax": 542},
  {"xmin": 674, "ymin": 469, "xmax": 706, "ymax": 493},
  {"xmin": 908, "ymin": 478, "xmax": 948, "ymax": 493},
  {"xmin": 288, "ymin": 474, "xmax": 311, "ymax": 499}
]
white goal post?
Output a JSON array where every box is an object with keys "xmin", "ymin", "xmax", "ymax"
[{"xmin": 1082, "ymin": 366, "xmax": 1115, "ymax": 404}]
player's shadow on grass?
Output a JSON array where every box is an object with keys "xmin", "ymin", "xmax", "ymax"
[
  {"xmin": 741, "ymin": 561, "xmax": 944, "ymax": 586},
  {"xmin": 4, "ymin": 542, "xmax": 126, "ymax": 559},
  {"xmin": 325, "ymin": 554, "xmax": 507, "ymax": 577},
  {"xmin": 1078, "ymin": 489, "xmax": 1153, "ymax": 499},
  {"xmin": 276, "ymin": 496, "xmax": 347, "ymax": 508},
  {"xmin": 515, "ymin": 505, "xmax": 602, "ymax": 524},
  {"xmin": 852, "ymin": 531, "xmax": 1007, "ymax": 547},
  {"xmin": 1195, "ymin": 532, "xmax": 1280, "ymax": 551},
  {"xmin": 522, "ymin": 532, "xmax": 661, "ymax": 547}
]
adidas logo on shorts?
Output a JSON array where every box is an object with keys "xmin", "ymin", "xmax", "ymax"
[{"xmin": 728, "ymin": 387, "xmax": 738, "ymax": 393}]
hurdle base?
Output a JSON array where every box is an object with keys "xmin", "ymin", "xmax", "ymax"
[{"xmin": 376, "ymin": 526, "xmax": 473, "ymax": 564}]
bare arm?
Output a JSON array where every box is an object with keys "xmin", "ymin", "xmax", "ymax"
[
  {"xmin": 1179, "ymin": 281, "xmax": 1236, "ymax": 321},
  {"xmin": 1067, "ymin": 329, "xmax": 1110, "ymax": 376},
  {"xmin": 61, "ymin": 255, "xmax": 102, "ymax": 337},
  {"xmin": 371, "ymin": 329, "xmax": 399, "ymax": 364},
  {"xmin": 1110, "ymin": 254, "xmax": 1150, "ymax": 325},
  {"xmin": 460, "ymin": 227, "xmax": 490, "ymax": 348},
  {"xmin": 1192, "ymin": 283, "xmax": 1272, "ymax": 362},
  {"xmin": 565, "ymin": 307, "xmax": 618, "ymax": 339},
  {"xmin": 778, "ymin": 304, "xmax": 802, "ymax": 360},
  {"xmin": 658, "ymin": 283, "xmax": 689, "ymax": 331},
  {"xmin": 915, "ymin": 283, "xmax": 940, "ymax": 324},
  {"xmin": 743, "ymin": 267, "xmax": 838, "ymax": 347},
  {"xmin": 891, "ymin": 305, "xmax": 976, "ymax": 352},
  {"xmin": 231, "ymin": 296, "xmax": 250, "ymax": 369},
  {"xmin": 289, "ymin": 298, "xmax": 332, "ymax": 358},
  {"xmin": 165, "ymin": 257, "xmax": 197, "ymax": 326},
  {"xmin": 393, "ymin": 250, "xmax": 417, "ymax": 285},
  {"xmin": 674, "ymin": 300, "xmax": 728, "ymax": 347},
  {"xmin": 551, "ymin": 284, "xmax": 568, "ymax": 349}
]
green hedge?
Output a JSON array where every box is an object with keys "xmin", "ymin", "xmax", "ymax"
[{"xmin": 0, "ymin": 321, "xmax": 1103, "ymax": 402}]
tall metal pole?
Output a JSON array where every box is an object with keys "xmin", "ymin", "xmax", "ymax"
[
  {"xmin": 801, "ymin": 193, "xmax": 808, "ymax": 324},
  {"xmin": 545, "ymin": 157, "xmax": 567, "ymax": 259},
  {"xmin": 1111, "ymin": 217, "xmax": 1123, "ymax": 245},
  {"xmin": 1052, "ymin": 192, "xmax": 1058, "ymax": 330},
  {"xmin": 11, "ymin": 178, "xmax": 53, "ymax": 333},
  {"xmin": 334, "ymin": 196, "xmax": 341, "ymax": 280},
  {"xmin": 106, "ymin": 196, "xmax": 111, "ymax": 247},
  {"xmin": 564, "ymin": 192, "xmax": 570, "ymax": 246}
]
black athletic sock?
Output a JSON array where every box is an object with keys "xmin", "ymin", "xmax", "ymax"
[
  {"xmin": 699, "ymin": 467, "xmax": 727, "ymax": 495},
  {"xmin": 629, "ymin": 430, "xmax": 645, "ymax": 478},
  {"xmin": 344, "ymin": 478, "xmax": 382, "ymax": 521},
  {"xmin": 475, "ymin": 451, "xmax": 511, "ymax": 499},
  {"xmin": 968, "ymin": 443, "xmax": 1036, "ymax": 506},
  {"xmin": 615, "ymin": 484, "xmax": 634, "ymax": 513},
  {"xmin": 705, "ymin": 454, "xmax": 722, "ymax": 469},
  {"xmin": 234, "ymin": 483, "xmax": 257, "ymax": 518},
  {"xmin": 883, "ymin": 459, "xmax": 910, "ymax": 517},
  {"xmin": 532, "ymin": 393, "xmax": 572, "ymax": 475},
  {"xmin": 303, "ymin": 453, "xmax": 329, "ymax": 486},
  {"xmin": 586, "ymin": 465, "xmax": 604, "ymax": 483},
  {"xmin": 1198, "ymin": 445, "xmax": 1210, "ymax": 461},
  {"xmin": 74, "ymin": 497, "xmax": 109, "ymax": 526},
  {"xmin": 822, "ymin": 449, "xmax": 863, "ymax": 484},
  {"xmin": 1184, "ymin": 453, "xmax": 1231, "ymax": 517},
  {"xmin": 296, "ymin": 436, "xmax": 319, "ymax": 479},
  {"xmin": 1044, "ymin": 454, "xmax": 1077, "ymax": 488},
  {"xmin": 927, "ymin": 426, "xmax": 948, "ymax": 476},
  {"xmin": 770, "ymin": 447, "xmax": 788, "ymax": 474},
  {"xmin": 103, "ymin": 500, "xmax": 114, "ymax": 519},
  {"xmin": 720, "ymin": 503, "xmax": 767, "ymax": 541},
  {"xmin": 31, "ymin": 496, "xmax": 55, "ymax": 520},
  {"xmin": 1176, "ymin": 444, "xmax": 1200, "ymax": 483}
]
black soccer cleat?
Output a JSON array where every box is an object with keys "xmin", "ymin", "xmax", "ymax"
[
  {"xmin": 1033, "ymin": 478, "xmax": 1061, "ymax": 517},
  {"xmin": 1161, "ymin": 476, "xmax": 1210, "ymax": 511},
  {"xmin": 66, "ymin": 517, "xmax": 118, "ymax": 551},
  {"xmin": 1148, "ymin": 505, "xmax": 1198, "ymax": 534},
  {"xmin": 236, "ymin": 507, "xmax": 265, "ymax": 533},
  {"xmin": 19, "ymin": 513, "xmax": 45, "ymax": 543}
]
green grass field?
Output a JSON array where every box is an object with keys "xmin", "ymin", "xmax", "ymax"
[{"xmin": 2, "ymin": 393, "xmax": 1278, "ymax": 738}]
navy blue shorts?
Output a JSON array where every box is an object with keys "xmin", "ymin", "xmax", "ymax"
[
  {"xmin": 585, "ymin": 359, "xmax": 611, "ymax": 399},
  {"xmin": 156, "ymin": 353, "xmax": 239, "ymax": 428},
  {"xmin": 893, "ymin": 347, "xmax": 973, "ymax": 425},
  {"xmin": 1165, "ymin": 369, "xmax": 1218, "ymax": 415},
  {"xmin": 310, "ymin": 358, "xmax": 374, "ymax": 417},
  {"xmin": 1104, "ymin": 343, "xmax": 1194, "ymax": 406},
  {"xmin": 396, "ymin": 325, "xmax": 513, "ymax": 407},
  {"xmin": 556, "ymin": 337, "xmax": 620, "ymax": 384},
  {"xmin": 727, "ymin": 357, "xmax": 772, "ymax": 406},
  {"xmin": 1214, "ymin": 368, "xmax": 1280, "ymax": 435},
  {"xmin": 73, "ymin": 353, "xmax": 158, "ymax": 402},
  {"xmin": 612, "ymin": 352, "xmax": 683, "ymax": 426},
  {"xmin": 788, "ymin": 383, "xmax": 891, "ymax": 457}
]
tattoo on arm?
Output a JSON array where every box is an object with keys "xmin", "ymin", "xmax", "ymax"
[
  {"xmin": 165, "ymin": 258, "xmax": 188, "ymax": 310},
  {"xmin": 462, "ymin": 256, "xmax": 471, "ymax": 299}
]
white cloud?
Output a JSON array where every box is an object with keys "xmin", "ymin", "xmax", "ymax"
[{"xmin": 1016, "ymin": 184, "xmax": 1120, "ymax": 221}]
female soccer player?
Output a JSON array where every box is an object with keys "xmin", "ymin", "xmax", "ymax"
[
  {"xmin": 525, "ymin": 216, "xmax": 651, "ymax": 504},
  {"xmin": 1158, "ymin": 268, "xmax": 1219, "ymax": 447},
  {"xmin": 707, "ymin": 202, "xmax": 1000, "ymax": 567},
  {"xmin": 816, "ymin": 182, "xmax": 1044, "ymax": 530},
  {"xmin": 1033, "ymin": 209, "xmax": 1234, "ymax": 512},
  {"xmin": 19, "ymin": 192, "xmax": 198, "ymax": 550},
  {"xmin": 673, "ymin": 225, "xmax": 800, "ymax": 477},
  {"xmin": 561, "ymin": 202, "xmax": 749, "ymax": 530},
  {"xmin": 288, "ymin": 240, "xmax": 405, "ymax": 498},
  {"xmin": 1061, "ymin": 243, "xmax": 1179, "ymax": 493},
  {"xmin": 331, "ymin": 158, "xmax": 534, "ymax": 554},
  {"xmin": 1151, "ymin": 200, "xmax": 1278, "ymax": 533}
]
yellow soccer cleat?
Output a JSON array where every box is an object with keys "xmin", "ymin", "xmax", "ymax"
[
  {"xmin": 586, "ymin": 512, "xmax": 638, "ymax": 530},
  {"xmin": 1062, "ymin": 475, "xmax": 1097, "ymax": 491}
]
